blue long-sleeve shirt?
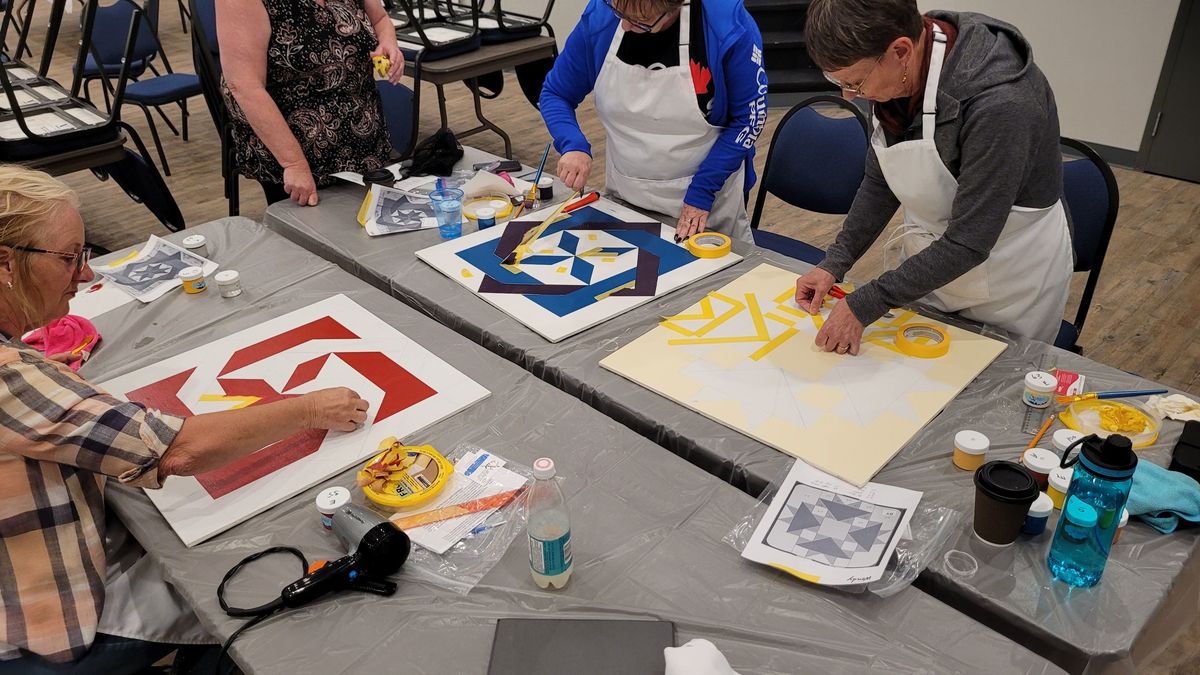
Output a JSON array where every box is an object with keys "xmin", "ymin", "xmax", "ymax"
[{"xmin": 539, "ymin": 0, "xmax": 767, "ymax": 212}]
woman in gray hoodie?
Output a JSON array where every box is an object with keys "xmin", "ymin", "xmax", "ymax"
[{"xmin": 793, "ymin": 0, "xmax": 1073, "ymax": 354}]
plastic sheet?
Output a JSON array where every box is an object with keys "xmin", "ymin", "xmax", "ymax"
[
  {"xmin": 265, "ymin": 159, "xmax": 1200, "ymax": 674},
  {"xmin": 723, "ymin": 470, "xmax": 963, "ymax": 599},
  {"xmin": 89, "ymin": 220, "xmax": 1063, "ymax": 675}
]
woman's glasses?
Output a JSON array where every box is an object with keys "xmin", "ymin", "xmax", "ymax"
[
  {"xmin": 823, "ymin": 54, "xmax": 884, "ymax": 95},
  {"xmin": 603, "ymin": 0, "xmax": 675, "ymax": 32},
  {"xmin": 14, "ymin": 245, "xmax": 93, "ymax": 274}
]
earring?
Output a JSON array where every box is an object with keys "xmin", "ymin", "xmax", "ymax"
[
  {"xmin": 902, "ymin": 67, "xmax": 908, "ymax": 84},
  {"xmin": 4, "ymin": 281, "xmax": 10, "ymax": 289}
]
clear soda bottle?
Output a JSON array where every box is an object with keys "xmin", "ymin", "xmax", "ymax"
[{"xmin": 528, "ymin": 458, "xmax": 572, "ymax": 589}]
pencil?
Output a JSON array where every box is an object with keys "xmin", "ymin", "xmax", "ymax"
[{"xmin": 1028, "ymin": 414, "xmax": 1055, "ymax": 450}]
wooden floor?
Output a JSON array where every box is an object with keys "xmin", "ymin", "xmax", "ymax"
[{"xmin": 16, "ymin": 8, "xmax": 1200, "ymax": 671}]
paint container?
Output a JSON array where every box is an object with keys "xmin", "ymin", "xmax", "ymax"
[
  {"xmin": 214, "ymin": 270, "xmax": 242, "ymax": 298},
  {"xmin": 953, "ymin": 430, "xmax": 989, "ymax": 471},
  {"xmin": 1048, "ymin": 467, "xmax": 1074, "ymax": 510},
  {"xmin": 179, "ymin": 266, "xmax": 207, "ymax": 294},
  {"xmin": 1022, "ymin": 492, "xmax": 1054, "ymax": 536},
  {"xmin": 973, "ymin": 461, "xmax": 1039, "ymax": 547},
  {"xmin": 1053, "ymin": 429, "xmax": 1085, "ymax": 454},
  {"xmin": 476, "ymin": 207, "xmax": 497, "ymax": 229},
  {"xmin": 1112, "ymin": 508, "xmax": 1130, "ymax": 544},
  {"xmin": 315, "ymin": 486, "xmax": 351, "ymax": 531},
  {"xmin": 537, "ymin": 176, "xmax": 554, "ymax": 201},
  {"xmin": 1023, "ymin": 371, "xmax": 1057, "ymax": 408},
  {"xmin": 181, "ymin": 234, "xmax": 208, "ymax": 258},
  {"xmin": 1021, "ymin": 448, "xmax": 1060, "ymax": 491}
]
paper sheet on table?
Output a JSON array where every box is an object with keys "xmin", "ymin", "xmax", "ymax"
[
  {"xmin": 97, "ymin": 235, "xmax": 219, "ymax": 303},
  {"xmin": 330, "ymin": 162, "xmax": 406, "ymax": 186},
  {"xmin": 397, "ymin": 450, "xmax": 527, "ymax": 555},
  {"xmin": 741, "ymin": 461, "xmax": 922, "ymax": 586},
  {"xmin": 363, "ymin": 184, "xmax": 438, "ymax": 236},
  {"xmin": 70, "ymin": 280, "xmax": 137, "ymax": 320}
]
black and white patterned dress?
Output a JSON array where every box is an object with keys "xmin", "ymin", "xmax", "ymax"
[{"xmin": 222, "ymin": 0, "xmax": 392, "ymax": 185}]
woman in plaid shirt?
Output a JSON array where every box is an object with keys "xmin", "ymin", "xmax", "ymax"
[{"xmin": 0, "ymin": 166, "xmax": 370, "ymax": 672}]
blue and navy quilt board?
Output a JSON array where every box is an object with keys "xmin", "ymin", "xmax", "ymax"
[{"xmin": 415, "ymin": 197, "xmax": 742, "ymax": 342}]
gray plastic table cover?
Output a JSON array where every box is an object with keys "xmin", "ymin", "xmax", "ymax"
[
  {"xmin": 264, "ymin": 167, "xmax": 1200, "ymax": 673},
  {"xmin": 86, "ymin": 219, "xmax": 1061, "ymax": 675}
]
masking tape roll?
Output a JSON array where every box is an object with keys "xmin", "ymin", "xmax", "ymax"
[
  {"xmin": 464, "ymin": 195, "xmax": 513, "ymax": 220},
  {"xmin": 895, "ymin": 323, "xmax": 950, "ymax": 358},
  {"xmin": 685, "ymin": 232, "xmax": 732, "ymax": 258}
]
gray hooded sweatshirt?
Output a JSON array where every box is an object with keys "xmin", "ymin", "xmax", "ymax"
[{"xmin": 817, "ymin": 11, "xmax": 1069, "ymax": 326}]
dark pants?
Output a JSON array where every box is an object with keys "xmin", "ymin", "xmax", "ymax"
[
  {"xmin": 0, "ymin": 636, "xmax": 227, "ymax": 675},
  {"xmin": 258, "ymin": 180, "xmax": 290, "ymax": 206}
]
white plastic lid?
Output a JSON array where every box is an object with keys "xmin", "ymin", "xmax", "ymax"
[
  {"xmin": 1119, "ymin": 508, "xmax": 1129, "ymax": 527},
  {"xmin": 178, "ymin": 266, "xmax": 203, "ymax": 279},
  {"xmin": 181, "ymin": 234, "xmax": 207, "ymax": 249},
  {"xmin": 489, "ymin": 200, "xmax": 509, "ymax": 209},
  {"xmin": 954, "ymin": 430, "xmax": 989, "ymax": 455},
  {"xmin": 214, "ymin": 270, "xmax": 239, "ymax": 284},
  {"xmin": 1025, "ymin": 371, "xmax": 1057, "ymax": 392},
  {"xmin": 1049, "ymin": 467, "xmax": 1074, "ymax": 492},
  {"xmin": 533, "ymin": 457, "xmax": 556, "ymax": 480},
  {"xmin": 1022, "ymin": 448, "xmax": 1060, "ymax": 474},
  {"xmin": 314, "ymin": 486, "xmax": 350, "ymax": 511},
  {"xmin": 537, "ymin": 176, "xmax": 553, "ymax": 187},
  {"xmin": 1052, "ymin": 429, "xmax": 1084, "ymax": 453},
  {"xmin": 476, "ymin": 207, "xmax": 496, "ymax": 219},
  {"xmin": 1027, "ymin": 492, "xmax": 1054, "ymax": 517}
]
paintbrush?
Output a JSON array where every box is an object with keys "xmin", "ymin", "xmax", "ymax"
[
  {"xmin": 1055, "ymin": 389, "xmax": 1169, "ymax": 405},
  {"xmin": 520, "ymin": 142, "xmax": 552, "ymax": 213},
  {"xmin": 508, "ymin": 190, "xmax": 580, "ymax": 265}
]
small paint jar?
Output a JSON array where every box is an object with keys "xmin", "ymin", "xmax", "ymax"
[
  {"xmin": 537, "ymin": 176, "xmax": 554, "ymax": 201},
  {"xmin": 1022, "ymin": 492, "xmax": 1054, "ymax": 535},
  {"xmin": 1023, "ymin": 371, "xmax": 1057, "ymax": 408},
  {"xmin": 214, "ymin": 270, "xmax": 242, "ymax": 298},
  {"xmin": 1021, "ymin": 448, "xmax": 1060, "ymax": 491},
  {"xmin": 953, "ymin": 430, "xmax": 989, "ymax": 471},
  {"xmin": 315, "ymin": 487, "xmax": 350, "ymax": 531},
  {"xmin": 1112, "ymin": 508, "xmax": 1130, "ymax": 544},
  {"xmin": 1048, "ymin": 467, "xmax": 1074, "ymax": 510},
  {"xmin": 1053, "ymin": 429, "xmax": 1084, "ymax": 454},
  {"xmin": 179, "ymin": 266, "xmax": 207, "ymax": 294},
  {"xmin": 476, "ymin": 207, "xmax": 497, "ymax": 229},
  {"xmin": 181, "ymin": 233, "xmax": 208, "ymax": 258}
]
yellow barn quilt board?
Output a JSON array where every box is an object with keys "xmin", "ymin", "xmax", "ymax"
[{"xmin": 600, "ymin": 264, "xmax": 1008, "ymax": 486}]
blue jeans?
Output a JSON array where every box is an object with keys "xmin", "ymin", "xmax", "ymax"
[{"xmin": 0, "ymin": 635, "xmax": 224, "ymax": 674}]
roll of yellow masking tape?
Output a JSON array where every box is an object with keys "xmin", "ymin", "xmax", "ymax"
[
  {"xmin": 685, "ymin": 232, "xmax": 732, "ymax": 258},
  {"xmin": 895, "ymin": 323, "xmax": 950, "ymax": 358}
]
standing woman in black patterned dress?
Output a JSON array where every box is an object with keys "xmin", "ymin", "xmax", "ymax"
[{"xmin": 217, "ymin": 0, "xmax": 406, "ymax": 206}]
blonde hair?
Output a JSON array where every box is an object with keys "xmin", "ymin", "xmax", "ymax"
[{"xmin": 0, "ymin": 165, "xmax": 81, "ymax": 329}]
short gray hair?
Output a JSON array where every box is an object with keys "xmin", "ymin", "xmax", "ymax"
[{"xmin": 805, "ymin": 0, "xmax": 923, "ymax": 71}]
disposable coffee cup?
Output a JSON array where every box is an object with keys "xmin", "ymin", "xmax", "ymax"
[{"xmin": 973, "ymin": 461, "xmax": 1040, "ymax": 546}]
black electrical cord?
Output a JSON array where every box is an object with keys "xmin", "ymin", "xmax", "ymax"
[{"xmin": 214, "ymin": 547, "xmax": 308, "ymax": 675}]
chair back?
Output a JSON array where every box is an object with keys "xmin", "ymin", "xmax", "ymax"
[
  {"xmin": 1060, "ymin": 136, "xmax": 1119, "ymax": 336},
  {"xmin": 189, "ymin": 0, "xmax": 225, "ymax": 132},
  {"xmin": 750, "ymin": 95, "xmax": 869, "ymax": 228},
  {"xmin": 376, "ymin": 80, "xmax": 416, "ymax": 158},
  {"xmin": 91, "ymin": 0, "xmax": 160, "ymax": 68}
]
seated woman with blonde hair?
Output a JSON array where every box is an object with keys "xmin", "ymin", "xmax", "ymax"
[{"xmin": 0, "ymin": 165, "xmax": 369, "ymax": 673}]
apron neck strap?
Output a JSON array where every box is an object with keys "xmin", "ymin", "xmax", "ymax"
[
  {"xmin": 922, "ymin": 23, "xmax": 948, "ymax": 141},
  {"xmin": 677, "ymin": 2, "xmax": 691, "ymax": 62}
]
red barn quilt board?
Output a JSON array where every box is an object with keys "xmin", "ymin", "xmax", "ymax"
[{"xmin": 98, "ymin": 294, "xmax": 489, "ymax": 546}]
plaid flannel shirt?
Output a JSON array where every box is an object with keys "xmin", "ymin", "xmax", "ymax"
[{"xmin": 0, "ymin": 341, "xmax": 184, "ymax": 663}]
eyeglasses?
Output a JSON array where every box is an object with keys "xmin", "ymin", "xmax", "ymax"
[
  {"xmin": 603, "ymin": 0, "xmax": 675, "ymax": 32},
  {"xmin": 824, "ymin": 54, "xmax": 884, "ymax": 95},
  {"xmin": 14, "ymin": 245, "xmax": 92, "ymax": 274}
]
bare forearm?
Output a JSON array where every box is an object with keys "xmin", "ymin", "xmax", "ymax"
[
  {"xmin": 160, "ymin": 397, "xmax": 311, "ymax": 477},
  {"xmin": 366, "ymin": 0, "xmax": 396, "ymax": 43},
  {"xmin": 226, "ymin": 84, "xmax": 308, "ymax": 170}
]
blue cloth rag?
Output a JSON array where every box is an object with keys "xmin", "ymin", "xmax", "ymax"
[{"xmin": 1126, "ymin": 460, "xmax": 1200, "ymax": 533}]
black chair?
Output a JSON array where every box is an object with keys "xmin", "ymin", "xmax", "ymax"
[
  {"xmin": 749, "ymin": 95, "xmax": 869, "ymax": 265},
  {"xmin": 376, "ymin": 79, "xmax": 418, "ymax": 159},
  {"xmin": 189, "ymin": 0, "xmax": 240, "ymax": 215},
  {"xmin": 76, "ymin": 0, "xmax": 163, "ymax": 109},
  {"xmin": 445, "ymin": 0, "xmax": 554, "ymax": 44},
  {"xmin": 1056, "ymin": 137, "xmax": 1119, "ymax": 353}
]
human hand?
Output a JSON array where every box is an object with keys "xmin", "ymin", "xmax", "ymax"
[
  {"xmin": 46, "ymin": 351, "xmax": 74, "ymax": 364},
  {"xmin": 371, "ymin": 41, "xmax": 405, "ymax": 84},
  {"xmin": 304, "ymin": 387, "xmax": 370, "ymax": 432},
  {"xmin": 282, "ymin": 162, "xmax": 319, "ymax": 206},
  {"xmin": 793, "ymin": 267, "xmax": 836, "ymax": 314},
  {"xmin": 557, "ymin": 151, "xmax": 592, "ymax": 191},
  {"xmin": 814, "ymin": 300, "xmax": 865, "ymax": 355},
  {"xmin": 675, "ymin": 204, "xmax": 709, "ymax": 242}
]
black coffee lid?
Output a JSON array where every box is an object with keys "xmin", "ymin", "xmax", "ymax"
[
  {"xmin": 974, "ymin": 461, "xmax": 1039, "ymax": 504},
  {"xmin": 1080, "ymin": 434, "xmax": 1138, "ymax": 479}
]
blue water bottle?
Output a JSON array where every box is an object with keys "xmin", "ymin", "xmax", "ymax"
[{"xmin": 1047, "ymin": 434, "xmax": 1137, "ymax": 587}]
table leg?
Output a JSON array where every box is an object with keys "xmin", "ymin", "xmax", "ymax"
[
  {"xmin": 435, "ymin": 82, "xmax": 449, "ymax": 128},
  {"xmin": 468, "ymin": 77, "xmax": 512, "ymax": 159}
]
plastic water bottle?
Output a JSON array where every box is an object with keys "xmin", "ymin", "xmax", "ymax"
[
  {"xmin": 1047, "ymin": 434, "xmax": 1137, "ymax": 587},
  {"xmin": 528, "ymin": 458, "xmax": 572, "ymax": 589}
]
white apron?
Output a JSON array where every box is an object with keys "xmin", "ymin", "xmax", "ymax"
[
  {"xmin": 878, "ymin": 24, "xmax": 1072, "ymax": 342},
  {"xmin": 594, "ymin": 2, "xmax": 752, "ymax": 243}
]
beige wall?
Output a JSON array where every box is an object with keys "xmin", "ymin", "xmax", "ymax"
[
  {"xmin": 504, "ymin": 0, "xmax": 589, "ymax": 47},
  {"xmin": 919, "ymin": 0, "xmax": 1182, "ymax": 152}
]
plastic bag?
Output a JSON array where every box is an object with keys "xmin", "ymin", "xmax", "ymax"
[
  {"xmin": 365, "ymin": 443, "xmax": 532, "ymax": 595},
  {"xmin": 722, "ymin": 477, "xmax": 961, "ymax": 597}
]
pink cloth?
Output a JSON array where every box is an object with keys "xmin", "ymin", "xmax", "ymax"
[{"xmin": 23, "ymin": 315, "xmax": 101, "ymax": 371}]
